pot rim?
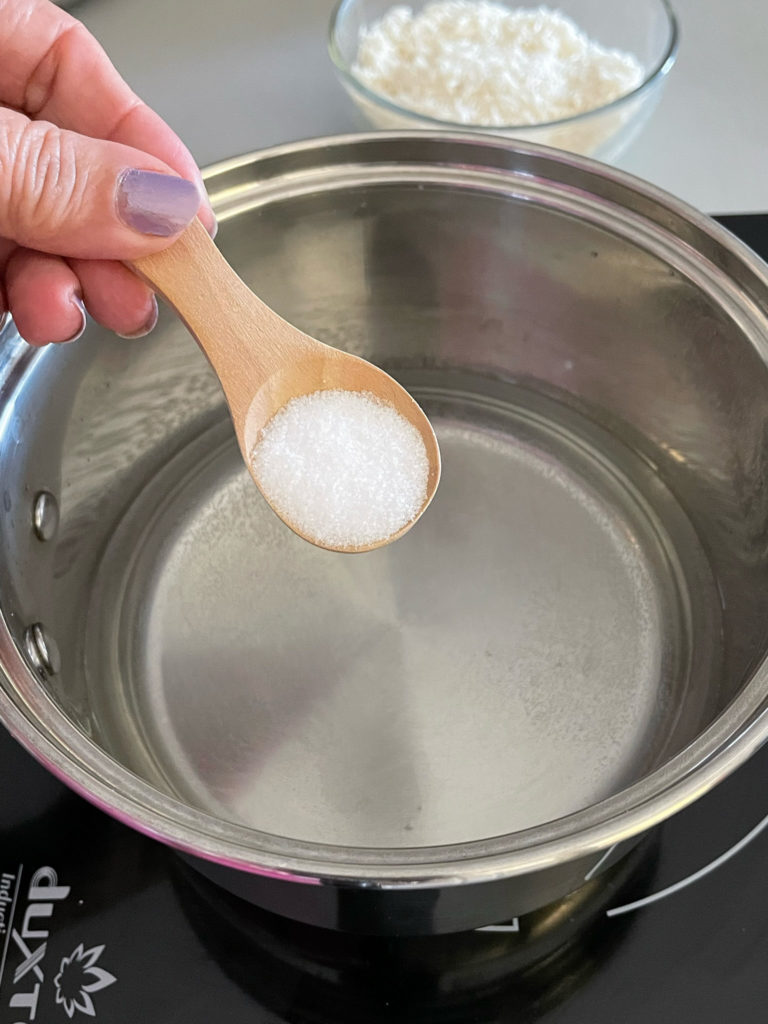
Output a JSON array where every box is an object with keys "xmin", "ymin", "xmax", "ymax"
[{"xmin": 3, "ymin": 131, "xmax": 768, "ymax": 889}]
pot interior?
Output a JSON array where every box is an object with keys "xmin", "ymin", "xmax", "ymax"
[{"xmin": 2, "ymin": 138, "xmax": 768, "ymax": 853}]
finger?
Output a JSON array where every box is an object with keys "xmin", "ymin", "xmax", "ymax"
[
  {"xmin": 0, "ymin": 107, "xmax": 201, "ymax": 259},
  {"xmin": 6, "ymin": 248, "xmax": 85, "ymax": 344},
  {"xmin": 69, "ymin": 258, "xmax": 158, "ymax": 338},
  {"xmin": 0, "ymin": 0, "xmax": 215, "ymax": 233},
  {"xmin": 103, "ymin": 105, "xmax": 216, "ymax": 237},
  {"xmin": 0, "ymin": 238, "xmax": 15, "ymax": 310}
]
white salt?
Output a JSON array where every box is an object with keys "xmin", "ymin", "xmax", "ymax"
[
  {"xmin": 352, "ymin": 2, "xmax": 644, "ymax": 127},
  {"xmin": 251, "ymin": 390, "xmax": 429, "ymax": 549}
]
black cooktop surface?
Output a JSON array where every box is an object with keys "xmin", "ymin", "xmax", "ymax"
[{"xmin": 2, "ymin": 213, "xmax": 768, "ymax": 1024}]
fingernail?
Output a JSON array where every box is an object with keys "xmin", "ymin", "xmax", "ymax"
[
  {"xmin": 116, "ymin": 169, "xmax": 200, "ymax": 237},
  {"xmin": 117, "ymin": 294, "xmax": 159, "ymax": 340},
  {"xmin": 62, "ymin": 294, "xmax": 87, "ymax": 344},
  {"xmin": 193, "ymin": 171, "xmax": 217, "ymax": 238}
]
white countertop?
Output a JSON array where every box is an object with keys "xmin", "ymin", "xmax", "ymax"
[{"xmin": 77, "ymin": 0, "xmax": 767, "ymax": 215}]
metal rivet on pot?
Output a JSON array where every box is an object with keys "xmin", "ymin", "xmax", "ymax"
[
  {"xmin": 32, "ymin": 491, "xmax": 59, "ymax": 542},
  {"xmin": 24, "ymin": 623, "xmax": 61, "ymax": 677}
]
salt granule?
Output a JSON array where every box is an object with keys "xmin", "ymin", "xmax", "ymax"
[
  {"xmin": 251, "ymin": 390, "xmax": 429, "ymax": 548},
  {"xmin": 352, "ymin": 2, "xmax": 644, "ymax": 127}
]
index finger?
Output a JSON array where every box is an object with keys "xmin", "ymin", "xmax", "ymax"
[{"xmin": 0, "ymin": 0, "xmax": 215, "ymax": 231}]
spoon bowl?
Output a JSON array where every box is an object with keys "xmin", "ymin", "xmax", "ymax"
[{"xmin": 131, "ymin": 219, "xmax": 441, "ymax": 552}]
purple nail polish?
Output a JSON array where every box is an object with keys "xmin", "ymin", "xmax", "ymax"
[
  {"xmin": 117, "ymin": 295, "xmax": 159, "ymax": 340},
  {"xmin": 61, "ymin": 295, "xmax": 87, "ymax": 344},
  {"xmin": 116, "ymin": 169, "xmax": 200, "ymax": 237}
]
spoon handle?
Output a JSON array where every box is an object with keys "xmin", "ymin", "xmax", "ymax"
[{"xmin": 129, "ymin": 219, "xmax": 286, "ymax": 421}]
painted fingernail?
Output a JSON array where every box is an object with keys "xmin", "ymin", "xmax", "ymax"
[
  {"xmin": 62, "ymin": 294, "xmax": 87, "ymax": 344},
  {"xmin": 117, "ymin": 294, "xmax": 159, "ymax": 340},
  {"xmin": 116, "ymin": 169, "xmax": 200, "ymax": 237}
]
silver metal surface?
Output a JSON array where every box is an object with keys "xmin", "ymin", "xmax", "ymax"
[
  {"xmin": 32, "ymin": 491, "xmax": 59, "ymax": 543},
  {"xmin": 2, "ymin": 135, "xmax": 768, "ymax": 932},
  {"xmin": 24, "ymin": 624, "xmax": 61, "ymax": 678},
  {"xmin": 85, "ymin": 384, "xmax": 715, "ymax": 848}
]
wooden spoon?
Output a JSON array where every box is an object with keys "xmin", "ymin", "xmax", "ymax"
[{"xmin": 130, "ymin": 218, "xmax": 441, "ymax": 552}]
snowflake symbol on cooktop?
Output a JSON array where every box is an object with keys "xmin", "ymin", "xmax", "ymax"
[{"xmin": 53, "ymin": 943, "xmax": 117, "ymax": 1019}]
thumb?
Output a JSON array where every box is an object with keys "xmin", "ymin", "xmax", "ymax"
[{"xmin": 0, "ymin": 110, "xmax": 202, "ymax": 260}]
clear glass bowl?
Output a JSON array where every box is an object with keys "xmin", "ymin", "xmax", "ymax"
[{"xmin": 329, "ymin": 0, "xmax": 678, "ymax": 162}]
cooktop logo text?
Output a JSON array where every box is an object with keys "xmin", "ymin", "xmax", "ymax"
[
  {"xmin": 0, "ymin": 870, "xmax": 16, "ymax": 938},
  {"xmin": 0, "ymin": 865, "xmax": 117, "ymax": 1021}
]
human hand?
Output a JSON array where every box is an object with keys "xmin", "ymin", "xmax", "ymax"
[{"xmin": 0, "ymin": 0, "xmax": 216, "ymax": 345}]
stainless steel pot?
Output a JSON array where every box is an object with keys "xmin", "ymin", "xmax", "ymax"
[{"xmin": 2, "ymin": 133, "xmax": 768, "ymax": 935}]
